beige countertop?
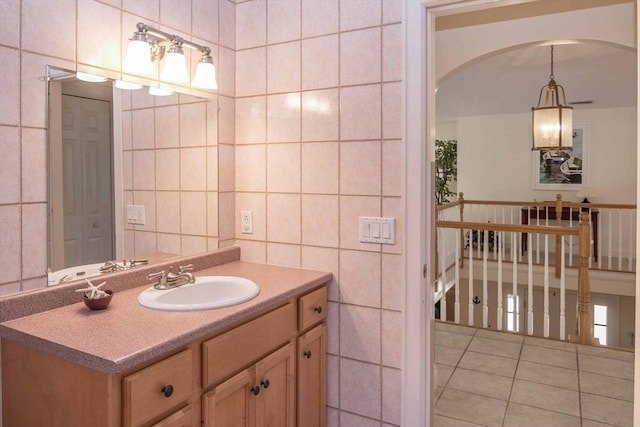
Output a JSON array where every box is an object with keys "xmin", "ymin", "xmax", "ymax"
[{"xmin": 0, "ymin": 260, "xmax": 331, "ymax": 375}]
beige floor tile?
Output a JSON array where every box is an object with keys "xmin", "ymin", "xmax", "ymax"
[
  {"xmin": 436, "ymin": 330, "xmax": 473, "ymax": 350},
  {"xmin": 447, "ymin": 368, "xmax": 513, "ymax": 400},
  {"xmin": 435, "ymin": 389, "xmax": 507, "ymax": 427},
  {"xmin": 435, "ymin": 386, "xmax": 444, "ymax": 401},
  {"xmin": 580, "ymin": 371, "xmax": 633, "ymax": 402},
  {"xmin": 515, "ymin": 360, "xmax": 578, "ymax": 390},
  {"xmin": 503, "ymin": 402, "xmax": 581, "ymax": 427},
  {"xmin": 581, "ymin": 419, "xmax": 623, "ymax": 427},
  {"xmin": 520, "ymin": 344, "xmax": 577, "ymax": 369},
  {"xmin": 434, "ymin": 415, "xmax": 483, "ymax": 426},
  {"xmin": 467, "ymin": 336, "xmax": 522, "ymax": 359},
  {"xmin": 458, "ymin": 351, "xmax": 518, "ymax": 378},
  {"xmin": 525, "ymin": 336, "xmax": 576, "ymax": 353},
  {"xmin": 476, "ymin": 328, "xmax": 524, "ymax": 343},
  {"xmin": 581, "ymin": 393, "xmax": 633, "ymax": 427},
  {"xmin": 435, "ymin": 364, "xmax": 454, "ymax": 387},
  {"xmin": 435, "ymin": 321, "xmax": 477, "ymax": 336},
  {"xmin": 579, "ymin": 354, "xmax": 634, "ymax": 380},
  {"xmin": 577, "ymin": 345, "xmax": 633, "ymax": 362},
  {"xmin": 436, "ymin": 345, "xmax": 464, "ymax": 367},
  {"xmin": 510, "ymin": 379, "xmax": 580, "ymax": 417}
]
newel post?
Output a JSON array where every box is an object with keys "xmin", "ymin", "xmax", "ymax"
[
  {"xmin": 459, "ymin": 192, "xmax": 465, "ymax": 268},
  {"xmin": 576, "ymin": 212, "xmax": 597, "ymax": 345},
  {"xmin": 555, "ymin": 194, "xmax": 563, "ymax": 278}
]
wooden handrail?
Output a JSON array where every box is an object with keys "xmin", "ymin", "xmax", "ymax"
[
  {"xmin": 438, "ymin": 198, "xmax": 636, "ymax": 211},
  {"xmin": 436, "ymin": 220, "xmax": 579, "ymax": 236}
]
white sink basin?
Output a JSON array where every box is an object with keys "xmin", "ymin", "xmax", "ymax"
[{"xmin": 138, "ymin": 276, "xmax": 260, "ymax": 311}]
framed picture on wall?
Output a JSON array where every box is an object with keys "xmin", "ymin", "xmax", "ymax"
[{"xmin": 532, "ymin": 122, "xmax": 589, "ymax": 190}]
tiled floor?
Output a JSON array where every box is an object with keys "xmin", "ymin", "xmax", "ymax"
[{"xmin": 434, "ymin": 322, "xmax": 634, "ymax": 427}]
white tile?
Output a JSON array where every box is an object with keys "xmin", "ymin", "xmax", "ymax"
[
  {"xmin": 267, "ymin": 0, "xmax": 300, "ymax": 44},
  {"xmin": 447, "ymin": 368, "xmax": 513, "ymax": 400},
  {"xmin": 515, "ymin": 360, "xmax": 578, "ymax": 390},
  {"xmin": 581, "ymin": 393, "xmax": 633, "ymax": 427},
  {"xmin": 475, "ymin": 329, "xmax": 523, "ymax": 343},
  {"xmin": 434, "ymin": 415, "xmax": 483, "ymax": 427},
  {"xmin": 579, "ymin": 371, "xmax": 633, "ymax": 402},
  {"xmin": 435, "ymin": 346, "xmax": 463, "ymax": 367},
  {"xmin": 503, "ymin": 402, "xmax": 580, "ymax": 427},
  {"xmin": 458, "ymin": 351, "xmax": 517, "ymax": 378},
  {"xmin": 510, "ymin": 380, "xmax": 580, "ymax": 417},
  {"xmin": 436, "ymin": 330, "xmax": 473, "ymax": 350},
  {"xmin": 435, "ymin": 322, "xmax": 477, "ymax": 336},
  {"xmin": 524, "ymin": 336, "xmax": 576, "ymax": 352},
  {"xmin": 520, "ymin": 345, "xmax": 576, "ymax": 370},
  {"xmin": 0, "ymin": 47, "xmax": 19, "ymax": 125},
  {"xmin": 0, "ymin": 1, "xmax": 20, "ymax": 48},
  {"xmin": 236, "ymin": 0, "xmax": 266, "ymax": 49},
  {"xmin": 577, "ymin": 344, "xmax": 634, "ymax": 362},
  {"xmin": 339, "ymin": 304, "xmax": 381, "ymax": 363},
  {"xmin": 435, "ymin": 389, "xmax": 506, "ymax": 427},
  {"xmin": 435, "ymin": 364, "xmax": 454, "ymax": 387},
  {"xmin": 302, "ymin": 0, "xmax": 338, "ymax": 38},
  {"xmin": 467, "ymin": 336, "xmax": 521, "ymax": 359},
  {"xmin": 579, "ymin": 354, "xmax": 633, "ymax": 380}
]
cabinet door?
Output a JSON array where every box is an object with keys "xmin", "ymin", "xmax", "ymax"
[
  {"xmin": 297, "ymin": 324, "xmax": 326, "ymax": 427},
  {"xmin": 254, "ymin": 342, "xmax": 296, "ymax": 427},
  {"xmin": 203, "ymin": 369, "xmax": 255, "ymax": 427},
  {"xmin": 152, "ymin": 404, "xmax": 198, "ymax": 427}
]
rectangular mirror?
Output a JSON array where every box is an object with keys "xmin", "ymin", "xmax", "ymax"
[{"xmin": 46, "ymin": 67, "xmax": 220, "ymax": 285}]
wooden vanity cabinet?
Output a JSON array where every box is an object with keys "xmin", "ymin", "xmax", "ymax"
[
  {"xmin": 297, "ymin": 324, "xmax": 326, "ymax": 427},
  {"xmin": 202, "ymin": 343, "xmax": 296, "ymax": 427},
  {"xmin": 1, "ymin": 285, "xmax": 327, "ymax": 427}
]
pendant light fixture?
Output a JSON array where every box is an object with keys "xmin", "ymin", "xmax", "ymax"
[{"xmin": 532, "ymin": 45, "xmax": 573, "ymax": 150}]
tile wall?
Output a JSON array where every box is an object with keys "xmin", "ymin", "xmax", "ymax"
[
  {"xmin": 0, "ymin": 0, "xmax": 235, "ymax": 296},
  {"xmin": 233, "ymin": 1, "xmax": 404, "ymax": 425}
]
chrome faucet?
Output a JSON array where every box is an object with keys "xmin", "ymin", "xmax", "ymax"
[{"xmin": 147, "ymin": 264, "xmax": 196, "ymax": 290}]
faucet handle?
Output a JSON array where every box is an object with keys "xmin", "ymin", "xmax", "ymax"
[
  {"xmin": 178, "ymin": 264, "xmax": 194, "ymax": 273},
  {"xmin": 147, "ymin": 270, "xmax": 166, "ymax": 281}
]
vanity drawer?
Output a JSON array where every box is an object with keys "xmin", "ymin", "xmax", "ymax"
[
  {"xmin": 298, "ymin": 286, "xmax": 327, "ymax": 331},
  {"xmin": 123, "ymin": 349, "xmax": 194, "ymax": 427},
  {"xmin": 203, "ymin": 301, "xmax": 296, "ymax": 388}
]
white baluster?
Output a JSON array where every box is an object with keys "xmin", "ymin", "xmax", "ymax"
[
  {"xmin": 568, "ymin": 208, "xmax": 574, "ymax": 267},
  {"xmin": 618, "ymin": 209, "xmax": 623, "ymax": 271},
  {"xmin": 493, "ymin": 207, "xmax": 498, "ymax": 260},
  {"xmin": 482, "ymin": 228, "xmax": 489, "ymax": 328},
  {"xmin": 598, "ymin": 207, "xmax": 603, "ymax": 269},
  {"xmin": 512, "ymin": 232, "xmax": 518, "ymax": 332},
  {"xmin": 543, "ymin": 234, "xmax": 549, "ymax": 338},
  {"xmin": 455, "ymin": 230, "xmax": 460, "ymax": 324},
  {"xmin": 560, "ymin": 236, "xmax": 566, "ymax": 340},
  {"xmin": 468, "ymin": 229, "xmax": 474, "ymax": 326},
  {"xmin": 528, "ymin": 233, "xmax": 534, "ymax": 335},
  {"xmin": 629, "ymin": 210, "xmax": 634, "ymax": 271},
  {"xmin": 608, "ymin": 210, "xmax": 612, "ymax": 270},
  {"xmin": 497, "ymin": 231, "xmax": 503, "ymax": 331},
  {"xmin": 535, "ymin": 211, "xmax": 541, "ymax": 264}
]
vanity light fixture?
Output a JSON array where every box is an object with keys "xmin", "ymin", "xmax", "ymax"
[
  {"xmin": 76, "ymin": 72, "xmax": 108, "ymax": 83},
  {"xmin": 124, "ymin": 22, "xmax": 218, "ymax": 90},
  {"xmin": 532, "ymin": 45, "xmax": 573, "ymax": 150},
  {"xmin": 115, "ymin": 80, "xmax": 143, "ymax": 90}
]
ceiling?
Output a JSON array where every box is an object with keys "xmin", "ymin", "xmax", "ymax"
[{"xmin": 436, "ymin": 42, "xmax": 637, "ymax": 122}]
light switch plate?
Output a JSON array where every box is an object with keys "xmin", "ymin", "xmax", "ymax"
[
  {"xmin": 359, "ymin": 217, "xmax": 395, "ymax": 244},
  {"xmin": 126, "ymin": 205, "xmax": 146, "ymax": 225}
]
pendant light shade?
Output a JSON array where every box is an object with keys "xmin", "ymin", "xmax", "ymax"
[
  {"xmin": 161, "ymin": 43, "xmax": 189, "ymax": 83},
  {"xmin": 532, "ymin": 45, "xmax": 573, "ymax": 150},
  {"xmin": 123, "ymin": 33, "xmax": 154, "ymax": 75},
  {"xmin": 192, "ymin": 54, "xmax": 218, "ymax": 90}
]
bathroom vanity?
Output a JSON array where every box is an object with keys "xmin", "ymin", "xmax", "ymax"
[{"xmin": 0, "ymin": 250, "xmax": 330, "ymax": 427}]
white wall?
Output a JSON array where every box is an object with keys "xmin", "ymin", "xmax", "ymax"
[{"xmin": 455, "ymin": 107, "xmax": 637, "ymax": 203}]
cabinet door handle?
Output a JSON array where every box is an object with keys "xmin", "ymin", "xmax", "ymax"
[
  {"xmin": 250, "ymin": 385, "xmax": 261, "ymax": 395},
  {"xmin": 261, "ymin": 379, "xmax": 270, "ymax": 389},
  {"xmin": 303, "ymin": 350, "xmax": 312, "ymax": 359},
  {"xmin": 313, "ymin": 305, "xmax": 323, "ymax": 314},
  {"xmin": 161, "ymin": 384, "xmax": 174, "ymax": 398}
]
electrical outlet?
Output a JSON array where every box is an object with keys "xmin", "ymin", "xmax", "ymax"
[{"xmin": 241, "ymin": 210, "xmax": 253, "ymax": 234}]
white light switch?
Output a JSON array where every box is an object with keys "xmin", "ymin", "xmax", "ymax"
[
  {"xmin": 358, "ymin": 217, "xmax": 396, "ymax": 244},
  {"xmin": 126, "ymin": 205, "xmax": 146, "ymax": 225}
]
